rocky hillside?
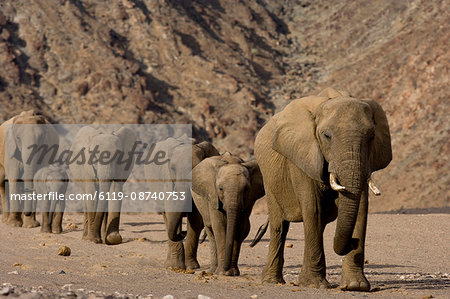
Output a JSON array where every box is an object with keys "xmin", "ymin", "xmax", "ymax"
[{"xmin": 0, "ymin": 0, "xmax": 448, "ymax": 212}]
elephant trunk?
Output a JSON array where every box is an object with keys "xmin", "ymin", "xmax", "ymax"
[
  {"xmin": 23, "ymin": 147, "xmax": 40, "ymax": 216},
  {"xmin": 332, "ymin": 151, "xmax": 368, "ymax": 256},
  {"xmin": 223, "ymin": 202, "xmax": 240, "ymax": 272}
]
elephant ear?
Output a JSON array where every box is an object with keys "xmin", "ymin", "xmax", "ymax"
[
  {"xmin": 191, "ymin": 157, "xmax": 225, "ymax": 210},
  {"xmin": 114, "ymin": 127, "xmax": 137, "ymax": 157},
  {"xmin": 242, "ymin": 159, "xmax": 265, "ymax": 203},
  {"xmin": 272, "ymin": 96, "xmax": 328, "ymax": 182},
  {"xmin": 192, "ymin": 141, "xmax": 219, "ymax": 168},
  {"xmin": 361, "ymin": 99, "xmax": 392, "ymax": 171}
]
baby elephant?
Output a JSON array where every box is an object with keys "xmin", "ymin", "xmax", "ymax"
[
  {"xmin": 192, "ymin": 152, "xmax": 265, "ymax": 276},
  {"xmin": 34, "ymin": 165, "xmax": 69, "ymax": 234}
]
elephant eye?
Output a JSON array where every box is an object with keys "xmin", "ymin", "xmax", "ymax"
[
  {"xmin": 218, "ymin": 186, "xmax": 223, "ymax": 192},
  {"xmin": 323, "ymin": 132, "xmax": 332, "ymax": 140}
]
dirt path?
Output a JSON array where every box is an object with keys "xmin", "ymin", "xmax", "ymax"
[{"xmin": 1, "ymin": 213, "xmax": 449, "ymax": 298}]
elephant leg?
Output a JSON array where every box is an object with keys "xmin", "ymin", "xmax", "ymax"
[
  {"xmin": 210, "ymin": 209, "xmax": 227, "ymax": 275},
  {"xmin": 51, "ymin": 200, "xmax": 65, "ymax": 234},
  {"xmin": 7, "ymin": 180, "xmax": 23, "ymax": 227},
  {"xmin": 340, "ymin": 188, "xmax": 370, "ymax": 291},
  {"xmin": 0, "ymin": 172, "xmax": 9, "ymax": 223},
  {"xmin": 185, "ymin": 206, "xmax": 203, "ymax": 269},
  {"xmin": 83, "ymin": 184, "xmax": 102, "ymax": 243},
  {"xmin": 101, "ymin": 211, "xmax": 107, "ymax": 242},
  {"xmin": 82, "ymin": 212, "xmax": 88, "ymax": 239},
  {"xmin": 6, "ymin": 160, "xmax": 23, "ymax": 227},
  {"xmin": 40, "ymin": 198, "xmax": 52, "ymax": 233},
  {"xmin": 105, "ymin": 211, "xmax": 122, "ymax": 245},
  {"xmin": 52, "ymin": 212, "xmax": 64, "ymax": 234},
  {"xmin": 204, "ymin": 226, "xmax": 218, "ymax": 273},
  {"xmin": 298, "ymin": 195, "xmax": 330, "ymax": 288},
  {"xmin": 226, "ymin": 215, "xmax": 250, "ymax": 276},
  {"xmin": 41, "ymin": 212, "xmax": 52, "ymax": 233},
  {"xmin": 22, "ymin": 212, "xmax": 40, "ymax": 228},
  {"xmin": 262, "ymin": 206, "xmax": 290, "ymax": 284},
  {"xmin": 104, "ymin": 182, "xmax": 123, "ymax": 245},
  {"xmin": 85, "ymin": 211, "xmax": 103, "ymax": 243},
  {"xmin": 163, "ymin": 213, "xmax": 185, "ymax": 269}
]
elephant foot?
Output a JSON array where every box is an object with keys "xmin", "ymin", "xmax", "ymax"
[
  {"xmin": 262, "ymin": 269, "xmax": 285, "ymax": 284},
  {"xmin": 224, "ymin": 267, "xmax": 240, "ymax": 276},
  {"xmin": 165, "ymin": 241, "xmax": 186, "ymax": 270},
  {"xmin": 22, "ymin": 216, "xmax": 40, "ymax": 228},
  {"xmin": 52, "ymin": 225, "xmax": 63, "ymax": 234},
  {"xmin": 209, "ymin": 265, "xmax": 217, "ymax": 274},
  {"xmin": 340, "ymin": 272, "xmax": 370, "ymax": 291},
  {"xmin": 2, "ymin": 214, "xmax": 9, "ymax": 223},
  {"xmin": 7, "ymin": 217, "xmax": 23, "ymax": 227},
  {"xmin": 41, "ymin": 225, "xmax": 52, "ymax": 233},
  {"xmin": 85, "ymin": 234, "xmax": 102, "ymax": 244},
  {"xmin": 105, "ymin": 232, "xmax": 122, "ymax": 245},
  {"xmin": 298, "ymin": 272, "xmax": 331, "ymax": 289},
  {"xmin": 185, "ymin": 259, "xmax": 200, "ymax": 270},
  {"xmin": 165, "ymin": 256, "xmax": 186, "ymax": 271}
]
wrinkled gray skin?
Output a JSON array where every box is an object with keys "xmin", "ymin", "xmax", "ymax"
[
  {"xmin": 0, "ymin": 111, "xmax": 59, "ymax": 228},
  {"xmin": 254, "ymin": 88, "xmax": 392, "ymax": 291},
  {"xmin": 144, "ymin": 136, "xmax": 219, "ymax": 270},
  {"xmin": 34, "ymin": 165, "xmax": 68, "ymax": 234},
  {"xmin": 69, "ymin": 126, "xmax": 136, "ymax": 245},
  {"xmin": 191, "ymin": 153, "xmax": 265, "ymax": 276}
]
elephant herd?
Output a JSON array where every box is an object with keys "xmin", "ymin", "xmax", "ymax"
[{"xmin": 0, "ymin": 88, "xmax": 392, "ymax": 292}]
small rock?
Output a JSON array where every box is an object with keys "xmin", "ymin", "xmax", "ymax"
[
  {"xmin": 285, "ymin": 243, "xmax": 293, "ymax": 248},
  {"xmin": 58, "ymin": 246, "xmax": 71, "ymax": 256},
  {"xmin": 13, "ymin": 262, "xmax": 22, "ymax": 267},
  {"xmin": 62, "ymin": 284, "xmax": 73, "ymax": 291},
  {"xmin": 250, "ymin": 295, "xmax": 258, "ymax": 298},
  {"xmin": 0, "ymin": 287, "xmax": 11, "ymax": 295},
  {"xmin": 59, "ymin": 270, "xmax": 66, "ymax": 274},
  {"xmin": 162, "ymin": 295, "xmax": 174, "ymax": 299},
  {"xmin": 198, "ymin": 295, "xmax": 210, "ymax": 299},
  {"xmin": 7, "ymin": 271, "xmax": 18, "ymax": 275},
  {"xmin": 422, "ymin": 295, "xmax": 433, "ymax": 299},
  {"xmin": 40, "ymin": 242, "xmax": 46, "ymax": 246}
]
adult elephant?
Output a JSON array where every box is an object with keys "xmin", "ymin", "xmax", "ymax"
[
  {"xmin": 254, "ymin": 88, "xmax": 392, "ymax": 291},
  {"xmin": 69, "ymin": 126, "xmax": 137, "ymax": 245},
  {"xmin": 0, "ymin": 110, "xmax": 59, "ymax": 227},
  {"xmin": 191, "ymin": 152, "xmax": 264, "ymax": 276},
  {"xmin": 144, "ymin": 135, "xmax": 219, "ymax": 270},
  {"xmin": 34, "ymin": 164, "xmax": 68, "ymax": 234}
]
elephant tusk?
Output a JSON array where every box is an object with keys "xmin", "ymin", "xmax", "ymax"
[
  {"xmin": 368, "ymin": 177, "xmax": 381, "ymax": 196},
  {"xmin": 330, "ymin": 173, "xmax": 346, "ymax": 191}
]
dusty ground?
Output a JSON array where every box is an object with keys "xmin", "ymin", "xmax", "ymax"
[{"xmin": 1, "ymin": 212, "xmax": 449, "ymax": 299}]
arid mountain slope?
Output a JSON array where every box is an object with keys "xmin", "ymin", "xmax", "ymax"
[{"xmin": 0, "ymin": 0, "xmax": 448, "ymax": 211}]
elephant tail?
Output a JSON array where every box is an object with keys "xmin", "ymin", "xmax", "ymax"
[{"xmin": 249, "ymin": 218, "xmax": 269, "ymax": 247}]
